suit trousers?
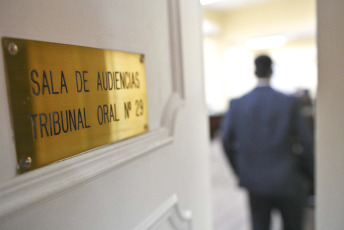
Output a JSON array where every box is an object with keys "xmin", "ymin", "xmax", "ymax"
[{"xmin": 248, "ymin": 192, "xmax": 306, "ymax": 230}]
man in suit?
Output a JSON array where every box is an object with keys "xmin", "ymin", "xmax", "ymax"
[{"xmin": 221, "ymin": 55, "xmax": 314, "ymax": 230}]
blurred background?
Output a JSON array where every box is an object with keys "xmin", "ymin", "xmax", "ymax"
[
  {"xmin": 202, "ymin": 0, "xmax": 316, "ymax": 114},
  {"xmin": 200, "ymin": 0, "xmax": 316, "ymax": 229}
]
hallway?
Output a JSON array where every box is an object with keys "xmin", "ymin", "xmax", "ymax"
[{"xmin": 210, "ymin": 137, "xmax": 315, "ymax": 230}]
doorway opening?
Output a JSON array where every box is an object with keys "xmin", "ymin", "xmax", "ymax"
[{"xmin": 201, "ymin": 0, "xmax": 316, "ymax": 229}]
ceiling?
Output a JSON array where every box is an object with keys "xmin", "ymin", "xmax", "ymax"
[{"xmin": 201, "ymin": 0, "xmax": 282, "ymax": 11}]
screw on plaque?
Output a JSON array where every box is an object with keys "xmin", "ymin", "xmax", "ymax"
[
  {"xmin": 140, "ymin": 54, "xmax": 145, "ymax": 63},
  {"xmin": 8, "ymin": 43, "xmax": 19, "ymax": 55},
  {"xmin": 19, "ymin": 157, "xmax": 32, "ymax": 169}
]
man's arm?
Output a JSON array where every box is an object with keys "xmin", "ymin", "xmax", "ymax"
[
  {"xmin": 292, "ymin": 98, "xmax": 315, "ymax": 180},
  {"xmin": 221, "ymin": 100, "xmax": 238, "ymax": 174}
]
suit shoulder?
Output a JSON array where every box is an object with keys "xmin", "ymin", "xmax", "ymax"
[
  {"xmin": 236, "ymin": 89, "xmax": 256, "ymax": 101},
  {"xmin": 275, "ymin": 92, "xmax": 300, "ymax": 112},
  {"xmin": 230, "ymin": 98, "xmax": 240, "ymax": 104},
  {"xmin": 271, "ymin": 89, "xmax": 296, "ymax": 101},
  {"xmin": 225, "ymin": 99, "xmax": 238, "ymax": 111}
]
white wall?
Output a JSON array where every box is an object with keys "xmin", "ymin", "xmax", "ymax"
[
  {"xmin": 202, "ymin": 0, "xmax": 317, "ymax": 114},
  {"xmin": 317, "ymin": 0, "xmax": 344, "ymax": 229}
]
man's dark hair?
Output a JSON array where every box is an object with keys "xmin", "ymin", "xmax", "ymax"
[{"xmin": 254, "ymin": 55, "xmax": 272, "ymax": 78}]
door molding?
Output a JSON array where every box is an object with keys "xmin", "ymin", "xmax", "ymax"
[
  {"xmin": 0, "ymin": 128, "xmax": 171, "ymax": 218},
  {"xmin": 134, "ymin": 195, "xmax": 192, "ymax": 230}
]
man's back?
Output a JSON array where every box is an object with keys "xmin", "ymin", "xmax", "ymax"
[{"xmin": 222, "ymin": 86, "xmax": 312, "ymax": 196}]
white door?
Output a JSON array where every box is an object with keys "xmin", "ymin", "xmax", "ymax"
[
  {"xmin": 317, "ymin": 0, "xmax": 344, "ymax": 229},
  {"xmin": 0, "ymin": 1, "xmax": 213, "ymax": 229}
]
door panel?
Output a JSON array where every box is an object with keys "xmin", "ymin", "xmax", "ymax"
[{"xmin": 0, "ymin": 0, "xmax": 212, "ymax": 229}]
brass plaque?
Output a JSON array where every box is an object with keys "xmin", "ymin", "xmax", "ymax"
[{"xmin": 2, "ymin": 38, "xmax": 149, "ymax": 172}]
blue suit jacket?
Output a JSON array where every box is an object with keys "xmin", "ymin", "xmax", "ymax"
[{"xmin": 222, "ymin": 86, "xmax": 314, "ymax": 196}]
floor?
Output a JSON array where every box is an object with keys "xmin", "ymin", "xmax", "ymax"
[{"xmin": 209, "ymin": 137, "xmax": 315, "ymax": 230}]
